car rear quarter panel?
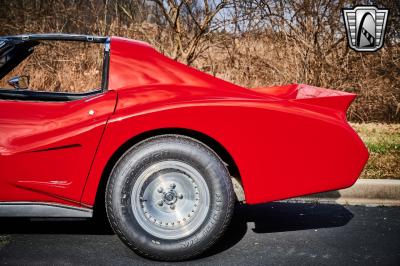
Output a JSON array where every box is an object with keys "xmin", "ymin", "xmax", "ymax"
[
  {"xmin": 81, "ymin": 88, "xmax": 368, "ymax": 205},
  {"xmin": 80, "ymin": 37, "xmax": 368, "ymax": 206}
]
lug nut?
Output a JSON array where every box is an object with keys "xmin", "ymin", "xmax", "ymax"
[
  {"xmin": 170, "ymin": 183, "xmax": 176, "ymax": 189},
  {"xmin": 157, "ymin": 200, "xmax": 164, "ymax": 206},
  {"xmin": 157, "ymin": 187, "xmax": 163, "ymax": 193},
  {"xmin": 178, "ymin": 193, "xmax": 183, "ymax": 199},
  {"xmin": 170, "ymin": 204, "xmax": 175, "ymax": 210}
]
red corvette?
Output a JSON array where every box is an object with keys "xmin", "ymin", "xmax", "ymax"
[{"xmin": 0, "ymin": 34, "xmax": 368, "ymax": 260}]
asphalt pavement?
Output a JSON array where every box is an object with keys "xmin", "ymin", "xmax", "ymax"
[{"xmin": 0, "ymin": 202, "xmax": 399, "ymax": 265}]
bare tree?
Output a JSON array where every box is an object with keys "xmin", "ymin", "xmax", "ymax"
[
  {"xmin": 0, "ymin": 0, "xmax": 398, "ymax": 121},
  {"xmin": 150, "ymin": 0, "xmax": 228, "ymax": 65}
]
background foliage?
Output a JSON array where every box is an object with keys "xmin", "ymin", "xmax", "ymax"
[{"xmin": 0, "ymin": 0, "xmax": 399, "ymax": 122}]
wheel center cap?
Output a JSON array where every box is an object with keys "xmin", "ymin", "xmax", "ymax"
[{"xmin": 163, "ymin": 190, "xmax": 177, "ymax": 205}]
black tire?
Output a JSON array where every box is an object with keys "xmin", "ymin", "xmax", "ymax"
[{"xmin": 105, "ymin": 135, "xmax": 235, "ymax": 261}]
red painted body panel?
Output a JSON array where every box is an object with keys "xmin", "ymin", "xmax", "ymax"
[
  {"xmin": 0, "ymin": 91, "xmax": 117, "ymax": 205},
  {"xmin": 81, "ymin": 37, "xmax": 368, "ymax": 206},
  {"xmin": 0, "ymin": 36, "xmax": 368, "ymax": 208}
]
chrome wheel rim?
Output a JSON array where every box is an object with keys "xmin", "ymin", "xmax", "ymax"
[{"xmin": 131, "ymin": 160, "xmax": 210, "ymax": 239}]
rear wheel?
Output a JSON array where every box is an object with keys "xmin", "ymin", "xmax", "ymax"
[{"xmin": 105, "ymin": 135, "xmax": 235, "ymax": 261}]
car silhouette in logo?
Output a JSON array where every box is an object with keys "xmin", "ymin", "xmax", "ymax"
[{"xmin": 343, "ymin": 6, "xmax": 389, "ymax": 52}]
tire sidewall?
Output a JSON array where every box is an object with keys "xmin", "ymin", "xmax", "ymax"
[{"xmin": 106, "ymin": 135, "xmax": 233, "ymax": 259}]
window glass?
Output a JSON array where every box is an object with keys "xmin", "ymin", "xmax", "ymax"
[{"xmin": 0, "ymin": 41, "xmax": 103, "ymax": 93}]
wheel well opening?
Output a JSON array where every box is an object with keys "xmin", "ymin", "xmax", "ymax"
[{"xmin": 93, "ymin": 128, "xmax": 242, "ymax": 216}]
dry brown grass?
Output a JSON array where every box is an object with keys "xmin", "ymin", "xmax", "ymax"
[
  {"xmin": 0, "ymin": 0, "xmax": 399, "ymax": 122},
  {"xmin": 352, "ymin": 123, "xmax": 400, "ymax": 179},
  {"xmin": 189, "ymin": 34, "xmax": 400, "ymax": 123}
]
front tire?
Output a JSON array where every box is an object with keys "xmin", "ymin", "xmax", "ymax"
[{"xmin": 105, "ymin": 135, "xmax": 235, "ymax": 261}]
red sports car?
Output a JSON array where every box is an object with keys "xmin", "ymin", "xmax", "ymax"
[{"xmin": 0, "ymin": 34, "xmax": 368, "ymax": 260}]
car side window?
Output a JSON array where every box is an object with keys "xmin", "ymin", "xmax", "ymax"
[{"xmin": 0, "ymin": 41, "xmax": 103, "ymax": 93}]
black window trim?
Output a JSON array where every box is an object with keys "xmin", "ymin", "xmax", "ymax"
[
  {"xmin": 101, "ymin": 37, "xmax": 110, "ymax": 93},
  {"xmin": 2, "ymin": 33, "xmax": 108, "ymax": 43},
  {"xmin": 0, "ymin": 33, "xmax": 110, "ymax": 102},
  {"xmin": 0, "ymin": 89, "xmax": 103, "ymax": 102}
]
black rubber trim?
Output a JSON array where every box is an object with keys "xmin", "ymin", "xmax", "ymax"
[
  {"xmin": 0, "ymin": 202, "xmax": 93, "ymax": 217},
  {"xmin": 1, "ymin": 33, "xmax": 108, "ymax": 43},
  {"xmin": 101, "ymin": 38, "xmax": 110, "ymax": 92},
  {"xmin": 0, "ymin": 89, "xmax": 102, "ymax": 102}
]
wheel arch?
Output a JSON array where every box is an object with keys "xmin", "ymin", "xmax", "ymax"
[{"xmin": 93, "ymin": 128, "xmax": 244, "ymax": 216}]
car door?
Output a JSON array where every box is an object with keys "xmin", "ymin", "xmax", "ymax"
[{"xmin": 0, "ymin": 38, "xmax": 117, "ymax": 205}]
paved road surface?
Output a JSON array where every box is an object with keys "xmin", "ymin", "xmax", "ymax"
[{"xmin": 0, "ymin": 202, "xmax": 399, "ymax": 265}]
